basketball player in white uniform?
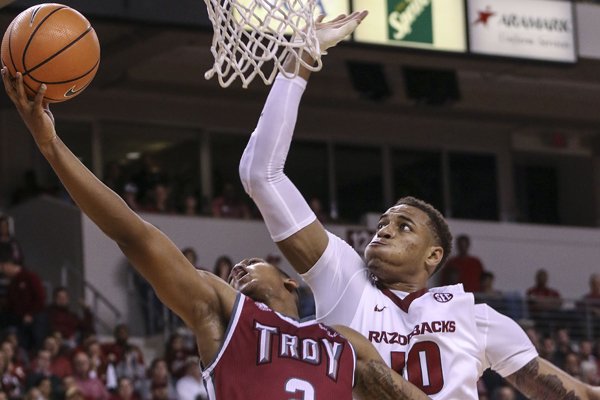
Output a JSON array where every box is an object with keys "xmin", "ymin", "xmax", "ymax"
[{"xmin": 239, "ymin": 10, "xmax": 600, "ymax": 400}]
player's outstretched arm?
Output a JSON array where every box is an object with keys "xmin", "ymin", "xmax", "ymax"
[
  {"xmin": 1, "ymin": 69, "xmax": 236, "ymax": 332},
  {"xmin": 334, "ymin": 325, "xmax": 430, "ymax": 400},
  {"xmin": 506, "ymin": 356, "xmax": 600, "ymax": 400},
  {"xmin": 239, "ymin": 11, "xmax": 367, "ymax": 274}
]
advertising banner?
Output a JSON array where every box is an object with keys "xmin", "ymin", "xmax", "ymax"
[
  {"xmin": 352, "ymin": 0, "xmax": 467, "ymax": 52},
  {"xmin": 467, "ymin": 0, "xmax": 576, "ymax": 62}
]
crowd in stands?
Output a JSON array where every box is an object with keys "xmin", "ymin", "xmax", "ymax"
[
  {"xmin": 6, "ymin": 156, "xmax": 333, "ymax": 225},
  {"xmin": 1, "ymin": 204, "xmax": 600, "ymax": 399}
]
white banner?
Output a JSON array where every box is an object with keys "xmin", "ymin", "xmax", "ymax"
[{"xmin": 467, "ymin": 0, "xmax": 576, "ymax": 62}]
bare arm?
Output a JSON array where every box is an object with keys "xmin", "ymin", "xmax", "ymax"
[
  {"xmin": 333, "ymin": 325, "xmax": 430, "ymax": 400},
  {"xmin": 1, "ymin": 69, "xmax": 236, "ymax": 333},
  {"xmin": 506, "ymin": 356, "xmax": 600, "ymax": 400}
]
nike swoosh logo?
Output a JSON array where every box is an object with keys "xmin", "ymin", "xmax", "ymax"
[
  {"xmin": 64, "ymin": 85, "xmax": 85, "ymax": 97},
  {"xmin": 374, "ymin": 305, "xmax": 386, "ymax": 312}
]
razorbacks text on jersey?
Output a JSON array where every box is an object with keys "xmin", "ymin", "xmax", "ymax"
[
  {"xmin": 202, "ymin": 293, "xmax": 356, "ymax": 399},
  {"xmin": 302, "ymin": 232, "xmax": 538, "ymax": 400}
]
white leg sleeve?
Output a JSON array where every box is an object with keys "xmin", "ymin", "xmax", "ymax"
[{"xmin": 239, "ymin": 75, "xmax": 317, "ymax": 242}]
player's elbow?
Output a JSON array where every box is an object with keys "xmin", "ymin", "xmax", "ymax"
[{"xmin": 239, "ymin": 148, "xmax": 273, "ymax": 197}]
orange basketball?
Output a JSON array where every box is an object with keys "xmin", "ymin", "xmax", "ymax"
[{"xmin": 1, "ymin": 3, "xmax": 100, "ymax": 102}]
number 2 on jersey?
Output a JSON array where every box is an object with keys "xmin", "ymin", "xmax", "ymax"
[
  {"xmin": 285, "ymin": 378, "xmax": 315, "ymax": 400},
  {"xmin": 391, "ymin": 341, "xmax": 444, "ymax": 395}
]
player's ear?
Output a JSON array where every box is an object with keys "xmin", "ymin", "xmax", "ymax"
[
  {"xmin": 283, "ymin": 278, "xmax": 299, "ymax": 293},
  {"xmin": 425, "ymin": 246, "xmax": 443, "ymax": 275}
]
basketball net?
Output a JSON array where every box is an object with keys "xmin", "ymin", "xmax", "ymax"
[{"xmin": 203, "ymin": 0, "xmax": 322, "ymax": 88}]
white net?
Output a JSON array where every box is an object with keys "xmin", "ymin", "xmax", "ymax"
[{"xmin": 203, "ymin": 0, "xmax": 322, "ymax": 88}]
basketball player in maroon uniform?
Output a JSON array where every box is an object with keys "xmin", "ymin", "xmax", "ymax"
[{"xmin": 0, "ymin": 18, "xmax": 429, "ymax": 400}]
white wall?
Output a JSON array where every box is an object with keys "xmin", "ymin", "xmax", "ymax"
[
  {"xmin": 445, "ymin": 219, "xmax": 600, "ymax": 301},
  {"xmin": 81, "ymin": 213, "xmax": 287, "ymax": 332}
]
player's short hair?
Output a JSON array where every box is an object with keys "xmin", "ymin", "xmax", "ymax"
[{"xmin": 394, "ymin": 196, "xmax": 453, "ymax": 276}]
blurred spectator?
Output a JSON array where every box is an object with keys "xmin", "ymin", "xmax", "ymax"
[
  {"xmin": 0, "ymin": 216, "xmax": 23, "ymax": 267},
  {"xmin": 101, "ymin": 325, "xmax": 145, "ymax": 391},
  {"xmin": 0, "ymin": 216, "xmax": 22, "ymax": 317},
  {"xmin": 133, "ymin": 155, "xmax": 167, "ymax": 206},
  {"xmin": 440, "ymin": 234, "xmax": 484, "ymax": 292},
  {"xmin": 477, "ymin": 272, "xmax": 525, "ymax": 320},
  {"xmin": 36, "ymin": 287, "xmax": 95, "ymax": 350},
  {"xmin": 25, "ymin": 350, "xmax": 61, "ymax": 395},
  {"xmin": 2, "ymin": 329, "xmax": 29, "ymax": 369},
  {"xmin": 24, "ymin": 387, "xmax": 43, "ymax": 400},
  {"xmin": 1, "ymin": 340, "xmax": 26, "ymax": 389},
  {"xmin": 34, "ymin": 377, "xmax": 54, "ymax": 400},
  {"xmin": 130, "ymin": 269, "xmax": 164, "ymax": 335},
  {"xmin": 64, "ymin": 385, "xmax": 84, "ymax": 400},
  {"xmin": 83, "ymin": 339, "xmax": 107, "ymax": 384},
  {"xmin": 72, "ymin": 352, "xmax": 109, "ymax": 400},
  {"xmin": 526, "ymin": 269, "xmax": 562, "ymax": 334},
  {"xmin": 122, "ymin": 184, "xmax": 141, "ymax": 213},
  {"xmin": 138, "ymin": 359, "xmax": 175, "ymax": 400},
  {"xmin": 0, "ymin": 247, "xmax": 45, "ymax": 349},
  {"xmin": 179, "ymin": 193, "xmax": 200, "ymax": 217},
  {"xmin": 579, "ymin": 340, "xmax": 599, "ymax": 385},
  {"xmin": 580, "ymin": 274, "xmax": 600, "ymax": 313},
  {"xmin": 210, "ymin": 183, "xmax": 250, "ymax": 219},
  {"xmin": 163, "ymin": 335, "xmax": 192, "ymax": 381},
  {"xmin": 564, "ymin": 352, "xmax": 582, "ymax": 380},
  {"xmin": 143, "ymin": 184, "xmax": 174, "ymax": 214},
  {"xmin": 520, "ymin": 321, "xmax": 541, "ymax": 352},
  {"xmin": 181, "ymin": 248, "xmax": 205, "ymax": 271},
  {"xmin": 554, "ymin": 327, "xmax": 576, "ymax": 369},
  {"xmin": 0, "ymin": 349, "xmax": 23, "ymax": 400},
  {"xmin": 42, "ymin": 335, "xmax": 72, "ymax": 379},
  {"xmin": 539, "ymin": 335, "xmax": 561, "ymax": 366},
  {"xmin": 149, "ymin": 382, "xmax": 169, "ymax": 400},
  {"xmin": 577, "ymin": 273, "xmax": 600, "ymax": 338},
  {"xmin": 174, "ymin": 357, "xmax": 207, "ymax": 400},
  {"xmin": 491, "ymin": 385, "xmax": 517, "ymax": 400},
  {"xmin": 309, "ymin": 197, "xmax": 329, "ymax": 223},
  {"xmin": 474, "ymin": 271, "xmax": 505, "ymax": 309},
  {"xmin": 103, "ymin": 163, "xmax": 126, "ymax": 196},
  {"xmin": 212, "ymin": 256, "xmax": 233, "ymax": 282},
  {"xmin": 0, "ymin": 270, "xmax": 7, "ymax": 322},
  {"xmin": 11, "ymin": 170, "xmax": 42, "ymax": 206},
  {"xmin": 109, "ymin": 377, "xmax": 139, "ymax": 400}
]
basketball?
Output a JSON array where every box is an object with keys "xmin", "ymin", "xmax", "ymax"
[{"xmin": 1, "ymin": 3, "xmax": 100, "ymax": 102}]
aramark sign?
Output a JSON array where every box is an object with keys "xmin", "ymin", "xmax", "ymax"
[
  {"xmin": 353, "ymin": 0, "xmax": 467, "ymax": 52},
  {"xmin": 467, "ymin": 0, "xmax": 576, "ymax": 62}
]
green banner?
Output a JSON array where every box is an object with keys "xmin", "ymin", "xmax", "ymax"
[{"xmin": 387, "ymin": 0, "xmax": 433, "ymax": 44}]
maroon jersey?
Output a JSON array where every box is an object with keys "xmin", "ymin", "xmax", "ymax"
[{"xmin": 202, "ymin": 294, "xmax": 356, "ymax": 399}]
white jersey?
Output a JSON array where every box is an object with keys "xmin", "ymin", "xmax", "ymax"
[{"xmin": 302, "ymin": 232, "xmax": 538, "ymax": 399}]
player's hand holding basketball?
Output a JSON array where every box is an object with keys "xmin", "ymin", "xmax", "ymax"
[{"xmin": 2, "ymin": 67, "xmax": 56, "ymax": 147}]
